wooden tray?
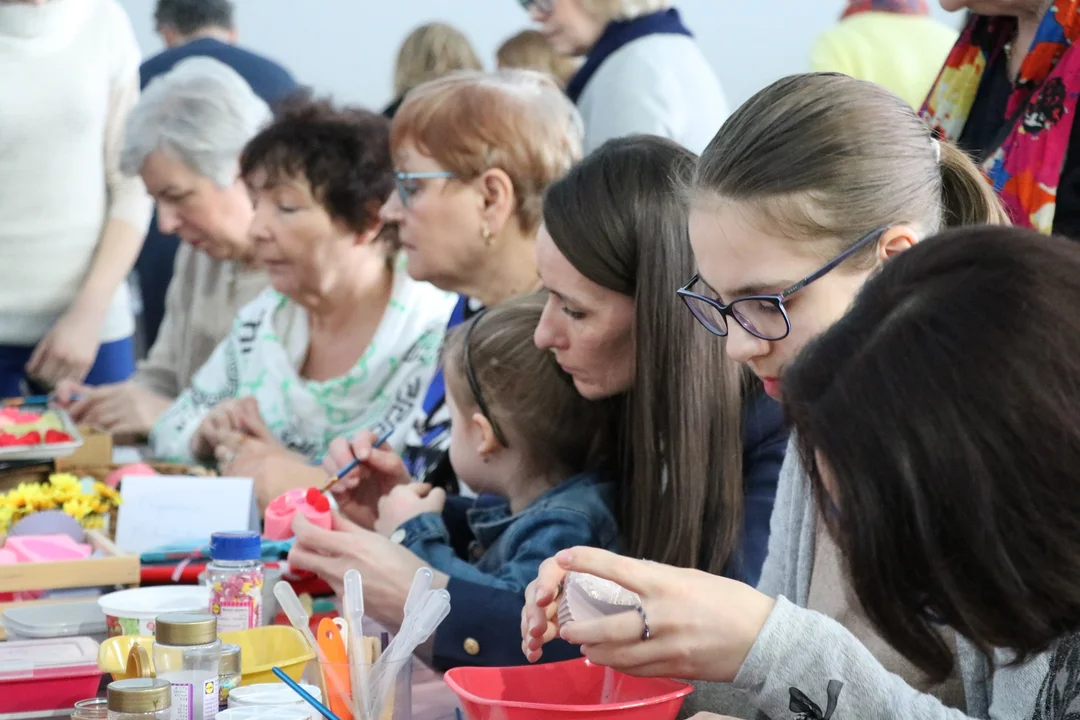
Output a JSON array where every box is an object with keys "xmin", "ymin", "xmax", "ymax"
[{"xmin": 0, "ymin": 529, "xmax": 139, "ymax": 641}]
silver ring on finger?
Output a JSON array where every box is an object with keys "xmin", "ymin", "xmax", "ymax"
[{"xmin": 636, "ymin": 603, "xmax": 651, "ymax": 641}]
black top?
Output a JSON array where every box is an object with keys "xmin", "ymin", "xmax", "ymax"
[{"xmin": 955, "ymin": 50, "xmax": 1080, "ymax": 239}]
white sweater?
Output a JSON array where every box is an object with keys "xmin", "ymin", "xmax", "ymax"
[
  {"xmin": 0, "ymin": 0, "xmax": 152, "ymax": 345},
  {"xmin": 577, "ymin": 33, "xmax": 729, "ymax": 156}
]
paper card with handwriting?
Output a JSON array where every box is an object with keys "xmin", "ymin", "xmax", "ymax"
[{"xmin": 115, "ymin": 475, "xmax": 258, "ymax": 554}]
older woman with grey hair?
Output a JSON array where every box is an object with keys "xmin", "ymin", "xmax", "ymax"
[
  {"xmin": 520, "ymin": 0, "xmax": 727, "ymax": 154},
  {"xmin": 56, "ymin": 56, "xmax": 272, "ymax": 438}
]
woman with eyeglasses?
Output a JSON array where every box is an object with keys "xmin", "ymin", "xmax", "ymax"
[
  {"xmin": 149, "ymin": 97, "xmax": 456, "ymax": 504},
  {"xmin": 519, "ymin": 0, "xmax": 727, "ymax": 154},
  {"xmin": 522, "ymin": 74, "xmax": 1052, "ymax": 719},
  {"xmin": 285, "ymin": 69, "xmax": 590, "ymax": 663}
]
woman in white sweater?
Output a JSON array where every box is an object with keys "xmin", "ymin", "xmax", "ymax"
[
  {"xmin": 0, "ymin": 0, "xmax": 153, "ymax": 395},
  {"xmin": 522, "ymin": 0, "xmax": 727, "ymax": 154}
]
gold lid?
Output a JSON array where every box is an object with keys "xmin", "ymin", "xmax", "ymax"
[
  {"xmin": 125, "ymin": 643, "xmax": 152, "ymax": 679},
  {"xmin": 154, "ymin": 612, "xmax": 218, "ymax": 646},
  {"xmin": 108, "ymin": 678, "xmax": 171, "ymax": 713},
  {"xmin": 220, "ymin": 643, "xmax": 241, "ymax": 674}
]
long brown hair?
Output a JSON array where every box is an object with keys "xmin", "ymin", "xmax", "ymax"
[
  {"xmin": 691, "ymin": 73, "xmax": 1008, "ymax": 258},
  {"xmin": 542, "ymin": 135, "xmax": 746, "ymax": 573}
]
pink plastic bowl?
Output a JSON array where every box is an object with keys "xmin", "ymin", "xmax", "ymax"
[{"xmin": 444, "ymin": 657, "xmax": 693, "ymax": 720}]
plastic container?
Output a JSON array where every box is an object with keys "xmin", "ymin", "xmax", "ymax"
[
  {"xmin": 444, "ymin": 657, "xmax": 693, "ymax": 720},
  {"xmin": 208, "ymin": 532, "xmax": 264, "ymax": 633},
  {"xmin": 99, "ymin": 585, "xmax": 211, "ymax": 637},
  {"xmin": 107, "ymin": 678, "xmax": 171, "ymax": 720},
  {"xmin": 226, "ymin": 683, "xmax": 322, "ymax": 709},
  {"xmin": 2, "ymin": 600, "xmax": 107, "ymax": 642},
  {"xmin": 218, "ymin": 708, "xmax": 311, "ymax": 720},
  {"xmin": 218, "ymin": 644, "xmax": 241, "ymax": 710},
  {"xmin": 98, "ymin": 626, "xmax": 314, "ymax": 686},
  {"xmin": 153, "ymin": 613, "xmax": 221, "ymax": 720},
  {"xmin": 0, "ymin": 636, "xmax": 102, "ymax": 714}
]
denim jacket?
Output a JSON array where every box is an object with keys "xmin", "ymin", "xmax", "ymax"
[
  {"xmin": 396, "ymin": 471, "xmax": 620, "ymax": 593},
  {"xmin": 429, "ymin": 390, "xmax": 788, "ymax": 670}
]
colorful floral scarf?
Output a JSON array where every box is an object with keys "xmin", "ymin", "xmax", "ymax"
[
  {"xmin": 920, "ymin": 3, "xmax": 1080, "ymax": 234},
  {"xmin": 841, "ymin": 0, "xmax": 929, "ymax": 19}
]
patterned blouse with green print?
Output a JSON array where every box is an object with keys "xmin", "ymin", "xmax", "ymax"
[{"xmin": 149, "ymin": 262, "xmax": 457, "ymax": 463}]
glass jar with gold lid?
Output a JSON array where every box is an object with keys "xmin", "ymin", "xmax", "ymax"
[
  {"xmin": 152, "ymin": 613, "xmax": 222, "ymax": 720},
  {"xmin": 107, "ymin": 678, "xmax": 171, "ymax": 720}
]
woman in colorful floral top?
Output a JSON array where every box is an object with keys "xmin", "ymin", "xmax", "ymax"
[{"xmin": 149, "ymin": 96, "xmax": 456, "ymax": 472}]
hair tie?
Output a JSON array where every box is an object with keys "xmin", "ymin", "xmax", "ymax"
[{"xmin": 932, "ymin": 138, "xmax": 942, "ymax": 164}]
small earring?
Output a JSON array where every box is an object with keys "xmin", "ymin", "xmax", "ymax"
[
  {"xmin": 481, "ymin": 454, "xmax": 491, "ymax": 464},
  {"xmin": 481, "ymin": 224, "xmax": 492, "ymax": 246}
]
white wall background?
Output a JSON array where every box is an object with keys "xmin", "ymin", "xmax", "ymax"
[{"xmin": 115, "ymin": 1, "xmax": 965, "ymax": 111}]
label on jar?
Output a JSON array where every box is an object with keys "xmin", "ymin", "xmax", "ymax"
[
  {"xmin": 168, "ymin": 677, "xmax": 218, "ymax": 720},
  {"xmin": 212, "ymin": 598, "xmax": 256, "ymax": 634},
  {"xmin": 210, "ymin": 570, "xmax": 263, "ymax": 632}
]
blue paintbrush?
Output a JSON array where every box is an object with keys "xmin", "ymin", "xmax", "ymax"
[{"xmin": 319, "ymin": 427, "xmax": 394, "ymax": 494}]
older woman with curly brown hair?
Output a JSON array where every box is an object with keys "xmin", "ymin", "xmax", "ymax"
[{"xmin": 149, "ymin": 96, "xmax": 456, "ymax": 499}]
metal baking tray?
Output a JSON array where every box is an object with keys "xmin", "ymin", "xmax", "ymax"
[{"xmin": 0, "ymin": 404, "xmax": 84, "ymax": 462}]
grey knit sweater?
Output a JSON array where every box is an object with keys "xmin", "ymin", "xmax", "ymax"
[{"xmin": 681, "ymin": 439, "xmax": 1050, "ymax": 719}]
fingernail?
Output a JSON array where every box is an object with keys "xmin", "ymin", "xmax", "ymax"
[
  {"xmin": 536, "ymin": 589, "xmax": 549, "ymax": 603},
  {"xmin": 357, "ymin": 448, "xmax": 370, "ymax": 461},
  {"xmin": 556, "ymin": 549, "xmax": 573, "ymax": 565}
]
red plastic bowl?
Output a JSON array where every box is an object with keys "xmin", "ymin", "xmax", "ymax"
[{"xmin": 444, "ymin": 658, "xmax": 693, "ymax": 720}]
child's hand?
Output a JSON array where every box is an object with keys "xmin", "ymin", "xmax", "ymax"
[{"xmin": 374, "ymin": 483, "xmax": 446, "ymax": 537}]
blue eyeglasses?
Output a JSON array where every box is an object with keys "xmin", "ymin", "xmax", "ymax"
[
  {"xmin": 394, "ymin": 171, "xmax": 455, "ymax": 208},
  {"xmin": 678, "ymin": 227, "xmax": 889, "ymax": 341}
]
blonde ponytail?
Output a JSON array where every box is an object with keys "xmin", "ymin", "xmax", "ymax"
[{"xmin": 938, "ymin": 141, "xmax": 1011, "ymax": 228}]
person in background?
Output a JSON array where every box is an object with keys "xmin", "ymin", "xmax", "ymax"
[
  {"xmin": 0, "ymin": 0, "xmax": 152, "ymax": 395},
  {"xmin": 212, "ymin": 69, "xmax": 581, "ymax": 512},
  {"xmin": 922, "ymin": 0, "xmax": 1080, "ymax": 238},
  {"xmin": 150, "ymin": 98, "xmax": 456, "ymax": 482},
  {"xmin": 810, "ymin": 0, "xmax": 957, "ymax": 109},
  {"xmin": 382, "ymin": 22, "xmax": 482, "ymax": 118},
  {"xmin": 55, "ymin": 58, "xmax": 272, "ymax": 440},
  {"xmin": 135, "ymin": 0, "xmax": 296, "ymax": 353},
  {"xmin": 497, "ymin": 28, "xmax": 580, "ymax": 89},
  {"xmin": 372, "ymin": 293, "xmax": 619, "ymax": 593},
  {"xmin": 521, "ymin": 0, "xmax": 727, "ymax": 154}
]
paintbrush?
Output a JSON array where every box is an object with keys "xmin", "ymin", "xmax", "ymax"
[{"xmin": 319, "ymin": 427, "xmax": 394, "ymax": 494}]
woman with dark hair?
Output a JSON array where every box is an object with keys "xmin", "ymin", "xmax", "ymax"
[
  {"xmin": 780, "ymin": 226, "xmax": 1080, "ymax": 714},
  {"xmin": 922, "ymin": 0, "xmax": 1080, "ymax": 237},
  {"xmin": 292, "ymin": 135, "xmax": 786, "ymax": 671},
  {"xmin": 150, "ymin": 97, "xmax": 456, "ymax": 502},
  {"xmin": 533, "ymin": 135, "xmax": 781, "ymax": 579}
]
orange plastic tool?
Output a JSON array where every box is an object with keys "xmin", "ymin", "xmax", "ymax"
[{"xmin": 317, "ymin": 618, "xmax": 354, "ymax": 720}]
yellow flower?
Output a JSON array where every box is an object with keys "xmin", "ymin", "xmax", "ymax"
[
  {"xmin": 92, "ymin": 482, "xmax": 121, "ymax": 504},
  {"xmin": 49, "ymin": 473, "xmax": 80, "ymax": 492}
]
